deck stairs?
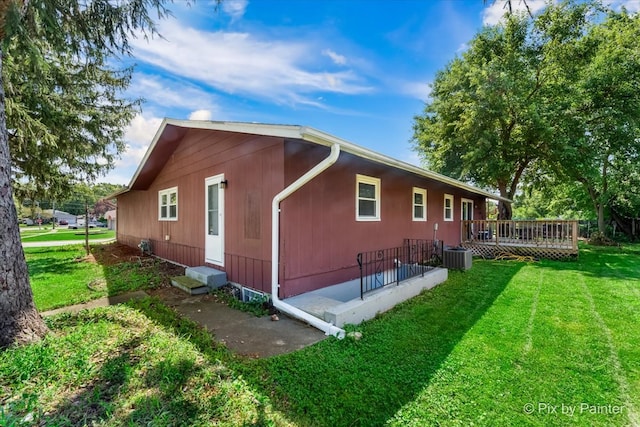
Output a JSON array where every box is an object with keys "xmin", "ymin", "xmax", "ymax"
[{"xmin": 171, "ymin": 266, "xmax": 228, "ymax": 295}]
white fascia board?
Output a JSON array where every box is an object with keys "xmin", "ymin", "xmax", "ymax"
[
  {"xmin": 120, "ymin": 118, "xmax": 510, "ymax": 203},
  {"xmin": 299, "ymin": 127, "xmax": 510, "ymax": 203}
]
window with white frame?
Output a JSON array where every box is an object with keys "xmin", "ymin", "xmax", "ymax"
[
  {"xmin": 356, "ymin": 174, "xmax": 380, "ymax": 221},
  {"xmin": 159, "ymin": 187, "xmax": 178, "ymax": 221},
  {"xmin": 444, "ymin": 194, "xmax": 454, "ymax": 221},
  {"xmin": 413, "ymin": 187, "xmax": 427, "ymax": 221}
]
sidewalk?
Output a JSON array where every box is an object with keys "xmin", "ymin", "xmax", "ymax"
[
  {"xmin": 23, "ymin": 238, "xmax": 116, "ymax": 248},
  {"xmin": 41, "ymin": 287, "xmax": 327, "ymax": 358}
]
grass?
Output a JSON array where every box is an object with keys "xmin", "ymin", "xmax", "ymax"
[
  {"xmin": 0, "ymin": 301, "xmax": 291, "ymax": 426},
  {"xmin": 25, "ymin": 245, "xmax": 165, "ymax": 311},
  {"xmin": 2, "ymin": 243, "xmax": 639, "ymax": 426},
  {"xmin": 20, "ymin": 229, "xmax": 115, "ymax": 242}
]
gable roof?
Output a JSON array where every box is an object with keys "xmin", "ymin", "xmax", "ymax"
[{"xmin": 114, "ymin": 118, "xmax": 509, "ymax": 202}]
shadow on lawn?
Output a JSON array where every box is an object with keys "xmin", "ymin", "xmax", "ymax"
[
  {"xmin": 39, "ymin": 326, "xmax": 203, "ymax": 426},
  {"xmin": 243, "ymin": 260, "xmax": 525, "ymax": 426},
  {"xmin": 539, "ymin": 243, "xmax": 640, "ymax": 280},
  {"xmin": 26, "ymin": 250, "xmax": 88, "ymax": 278}
]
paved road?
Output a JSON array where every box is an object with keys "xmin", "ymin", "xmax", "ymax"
[{"xmin": 22, "ymin": 238, "xmax": 116, "ymax": 248}]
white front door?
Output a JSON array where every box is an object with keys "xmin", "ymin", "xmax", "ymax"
[{"xmin": 205, "ymin": 175, "xmax": 224, "ymax": 266}]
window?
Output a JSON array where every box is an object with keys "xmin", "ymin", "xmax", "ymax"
[
  {"xmin": 444, "ymin": 194, "xmax": 454, "ymax": 222},
  {"xmin": 159, "ymin": 187, "xmax": 178, "ymax": 221},
  {"xmin": 413, "ymin": 188, "xmax": 427, "ymax": 221},
  {"xmin": 356, "ymin": 174, "xmax": 380, "ymax": 221}
]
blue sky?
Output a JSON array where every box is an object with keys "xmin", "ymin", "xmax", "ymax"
[{"xmin": 107, "ymin": 0, "xmax": 638, "ymax": 185}]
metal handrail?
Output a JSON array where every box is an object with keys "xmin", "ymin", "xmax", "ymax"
[{"xmin": 357, "ymin": 240, "xmax": 442, "ymax": 299}]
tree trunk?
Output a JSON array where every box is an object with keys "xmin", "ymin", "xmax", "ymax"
[
  {"xmin": 497, "ymin": 200, "xmax": 513, "ymax": 220},
  {"xmin": 597, "ymin": 203, "xmax": 606, "ymax": 233},
  {"xmin": 0, "ymin": 46, "xmax": 48, "ymax": 349}
]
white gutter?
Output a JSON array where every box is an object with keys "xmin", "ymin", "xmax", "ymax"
[{"xmin": 271, "ymin": 143, "xmax": 346, "ymax": 339}]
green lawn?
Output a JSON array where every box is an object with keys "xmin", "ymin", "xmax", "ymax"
[
  {"xmin": 25, "ymin": 245, "xmax": 166, "ymax": 311},
  {"xmin": 1, "ymin": 244, "xmax": 638, "ymax": 426},
  {"xmin": 20, "ymin": 229, "xmax": 115, "ymax": 242}
]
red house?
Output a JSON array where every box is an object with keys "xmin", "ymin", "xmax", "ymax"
[{"xmin": 114, "ymin": 119, "xmax": 503, "ymax": 336}]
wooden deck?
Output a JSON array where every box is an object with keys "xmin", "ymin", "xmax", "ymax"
[{"xmin": 461, "ymin": 220, "xmax": 579, "ymax": 260}]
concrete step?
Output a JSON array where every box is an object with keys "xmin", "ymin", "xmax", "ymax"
[
  {"xmin": 284, "ymin": 294, "xmax": 343, "ymax": 320},
  {"xmin": 171, "ymin": 276, "xmax": 210, "ymax": 295},
  {"xmin": 186, "ymin": 266, "xmax": 228, "ymax": 289}
]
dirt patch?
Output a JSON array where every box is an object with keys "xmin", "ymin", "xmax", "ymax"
[
  {"xmin": 90, "ymin": 242, "xmax": 185, "ymax": 289},
  {"xmin": 76, "ymin": 253, "xmax": 97, "ymax": 264},
  {"xmin": 90, "ymin": 243, "xmax": 146, "ymax": 266}
]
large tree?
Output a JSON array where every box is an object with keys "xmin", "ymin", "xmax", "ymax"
[
  {"xmin": 415, "ymin": 0, "xmax": 640, "ymax": 228},
  {"xmin": 0, "ymin": 0, "xmax": 169, "ymax": 348},
  {"xmin": 413, "ymin": 10, "xmax": 556, "ymax": 219},
  {"xmin": 542, "ymin": 8, "xmax": 640, "ymax": 233}
]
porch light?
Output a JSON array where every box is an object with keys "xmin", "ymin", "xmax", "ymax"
[{"xmin": 220, "ymin": 180, "xmax": 228, "ymax": 189}]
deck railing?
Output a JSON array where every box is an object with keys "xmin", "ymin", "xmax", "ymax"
[
  {"xmin": 462, "ymin": 220, "xmax": 578, "ymax": 250},
  {"xmin": 357, "ymin": 240, "xmax": 442, "ymax": 299}
]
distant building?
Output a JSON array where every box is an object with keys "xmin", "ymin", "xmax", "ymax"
[{"xmin": 105, "ymin": 210, "xmax": 117, "ymax": 231}]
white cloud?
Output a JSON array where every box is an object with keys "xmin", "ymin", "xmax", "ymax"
[
  {"xmin": 323, "ymin": 49, "xmax": 347, "ymax": 66},
  {"xmin": 482, "ymin": 0, "xmax": 549, "ymax": 26},
  {"xmin": 129, "ymin": 74, "xmax": 221, "ymax": 115},
  {"xmin": 130, "ymin": 19, "xmax": 373, "ymax": 106},
  {"xmin": 605, "ymin": 0, "xmax": 640, "ymax": 13},
  {"xmin": 101, "ymin": 170, "xmax": 135, "ymax": 186},
  {"xmin": 189, "ymin": 109, "xmax": 213, "ymax": 120},
  {"xmin": 398, "ymin": 80, "xmax": 432, "ymax": 102},
  {"xmin": 113, "ymin": 114, "xmax": 162, "ymax": 173},
  {"xmin": 222, "ymin": 0, "xmax": 248, "ymax": 20},
  {"xmin": 123, "ymin": 114, "xmax": 163, "ymax": 147}
]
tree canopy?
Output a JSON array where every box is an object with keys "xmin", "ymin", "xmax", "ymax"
[
  {"xmin": 413, "ymin": 0, "xmax": 640, "ymax": 231},
  {"xmin": 0, "ymin": 0, "xmax": 171, "ymax": 348},
  {"xmin": 3, "ymin": 0, "xmax": 170, "ymax": 200}
]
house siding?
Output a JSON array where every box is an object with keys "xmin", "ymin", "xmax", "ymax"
[
  {"xmin": 117, "ymin": 126, "xmax": 489, "ymax": 299},
  {"xmin": 117, "ymin": 129, "xmax": 284, "ymax": 293},
  {"xmin": 280, "ymin": 140, "xmax": 486, "ymax": 297}
]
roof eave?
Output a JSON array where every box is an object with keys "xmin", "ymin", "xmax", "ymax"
[{"xmin": 114, "ymin": 118, "xmax": 511, "ymax": 203}]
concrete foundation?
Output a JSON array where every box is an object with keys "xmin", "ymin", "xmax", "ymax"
[{"xmin": 285, "ymin": 267, "xmax": 448, "ymax": 328}]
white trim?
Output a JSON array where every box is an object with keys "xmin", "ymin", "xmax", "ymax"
[
  {"xmin": 158, "ymin": 187, "xmax": 178, "ymax": 221},
  {"xmin": 356, "ymin": 174, "xmax": 381, "ymax": 221},
  {"xmin": 444, "ymin": 194, "xmax": 454, "ymax": 222},
  {"xmin": 461, "ymin": 198, "xmax": 474, "ymax": 221},
  {"xmin": 120, "ymin": 119, "xmax": 510, "ymax": 204},
  {"xmin": 204, "ymin": 174, "xmax": 225, "ymax": 267},
  {"xmin": 412, "ymin": 187, "xmax": 427, "ymax": 221}
]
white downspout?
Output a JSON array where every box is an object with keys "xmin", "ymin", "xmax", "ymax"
[{"xmin": 271, "ymin": 143, "xmax": 345, "ymax": 338}]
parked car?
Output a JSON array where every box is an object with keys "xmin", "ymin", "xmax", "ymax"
[
  {"xmin": 58, "ymin": 220, "xmax": 68, "ymax": 225},
  {"xmin": 69, "ymin": 219, "xmax": 96, "ymax": 229},
  {"xmin": 69, "ymin": 222, "xmax": 95, "ymax": 229}
]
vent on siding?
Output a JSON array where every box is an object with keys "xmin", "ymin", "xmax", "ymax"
[{"xmin": 244, "ymin": 192, "xmax": 261, "ymax": 239}]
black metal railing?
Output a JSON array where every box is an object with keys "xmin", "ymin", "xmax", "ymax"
[{"xmin": 357, "ymin": 240, "xmax": 443, "ymax": 299}]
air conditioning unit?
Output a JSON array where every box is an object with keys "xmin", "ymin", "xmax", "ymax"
[{"xmin": 443, "ymin": 248, "xmax": 472, "ymax": 270}]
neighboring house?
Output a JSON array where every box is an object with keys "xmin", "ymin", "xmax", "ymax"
[
  {"xmin": 46, "ymin": 210, "xmax": 75, "ymax": 225},
  {"xmin": 104, "ymin": 209, "xmax": 117, "ymax": 231},
  {"xmin": 113, "ymin": 119, "xmax": 505, "ymax": 334}
]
